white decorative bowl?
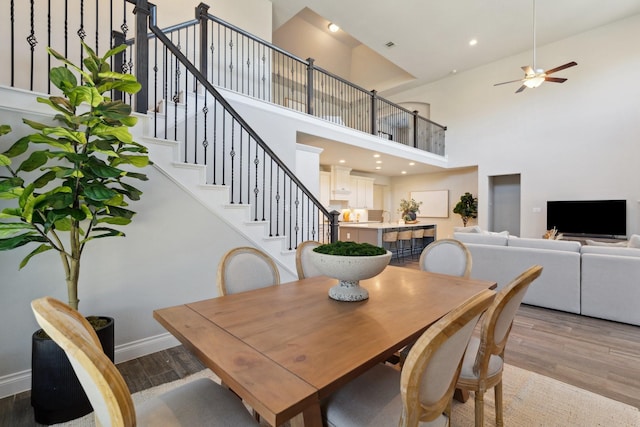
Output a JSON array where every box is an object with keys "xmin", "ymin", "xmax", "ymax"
[{"xmin": 310, "ymin": 250, "xmax": 392, "ymax": 301}]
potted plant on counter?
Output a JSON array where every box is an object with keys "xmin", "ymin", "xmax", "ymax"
[
  {"xmin": 399, "ymin": 198, "xmax": 422, "ymax": 223},
  {"xmin": 310, "ymin": 241, "xmax": 391, "ymax": 302},
  {"xmin": 0, "ymin": 41, "xmax": 148, "ymax": 423}
]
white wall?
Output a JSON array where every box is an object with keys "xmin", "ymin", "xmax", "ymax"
[{"xmin": 390, "ymin": 14, "xmax": 640, "ymax": 238}]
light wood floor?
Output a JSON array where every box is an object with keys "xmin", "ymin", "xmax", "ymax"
[{"xmin": 2, "ymin": 258, "xmax": 639, "ymax": 426}]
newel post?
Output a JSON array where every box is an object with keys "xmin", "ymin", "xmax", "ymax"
[
  {"xmin": 306, "ymin": 57, "xmax": 315, "ymax": 115},
  {"xmin": 196, "ymin": 3, "xmax": 210, "ymax": 76},
  {"xmin": 133, "ymin": 0, "xmax": 150, "ymax": 113},
  {"xmin": 412, "ymin": 110, "xmax": 419, "ymax": 148},
  {"xmin": 329, "ymin": 210, "xmax": 340, "ymax": 243}
]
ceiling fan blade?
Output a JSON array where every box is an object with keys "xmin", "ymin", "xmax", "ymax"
[
  {"xmin": 494, "ymin": 79, "xmax": 524, "ymax": 86},
  {"xmin": 521, "ymin": 65, "xmax": 534, "ymax": 75},
  {"xmin": 545, "ymin": 77, "xmax": 568, "ymax": 83},
  {"xmin": 545, "ymin": 61, "xmax": 577, "ymax": 75},
  {"xmin": 515, "ymin": 85, "xmax": 527, "ymax": 93}
]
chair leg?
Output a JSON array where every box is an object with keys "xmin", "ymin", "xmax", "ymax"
[
  {"xmin": 495, "ymin": 380, "xmax": 503, "ymax": 427},
  {"xmin": 474, "ymin": 390, "xmax": 485, "ymax": 427}
]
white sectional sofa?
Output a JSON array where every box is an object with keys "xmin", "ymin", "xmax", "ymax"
[
  {"xmin": 452, "ymin": 231, "xmax": 640, "ymax": 326},
  {"xmin": 580, "ymin": 245, "xmax": 640, "ymax": 326},
  {"xmin": 453, "ymin": 232, "xmax": 582, "ymax": 314}
]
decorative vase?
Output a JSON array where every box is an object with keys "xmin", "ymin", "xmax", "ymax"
[
  {"xmin": 31, "ymin": 316, "xmax": 115, "ymax": 424},
  {"xmin": 310, "ymin": 251, "xmax": 392, "ymax": 301}
]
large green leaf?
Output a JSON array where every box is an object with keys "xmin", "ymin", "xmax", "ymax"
[
  {"xmin": 17, "ymin": 151, "xmax": 49, "ymax": 172},
  {"xmin": 113, "ymin": 154, "xmax": 150, "ymax": 168},
  {"xmin": 0, "ymin": 233, "xmax": 48, "ymax": 250},
  {"xmin": 98, "ymin": 216, "xmax": 131, "ymax": 225},
  {"xmin": 84, "ymin": 184, "xmax": 116, "ymax": 201},
  {"xmin": 105, "ymin": 205, "xmax": 135, "ymax": 220},
  {"xmin": 80, "ymin": 227, "xmax": 124, "ymax": 244},
  {"xmin": 36, "ymin": 97, "xmax": 74, "ymax": 116},
  {"xmin": 97, "ymin": 80, "xmax": 142, "ymax": 95},
  {"xmin": 0, "ymin": 153, "xmax": 10, "ymax": 167},
  {"xmin": 2, "ymin": 136, "xmax": 30, "ymax": 158},
  {"xmin": 43, "ymin": 127, "xmax": 87, "ymax": 145},
  {"xmin": 0, "ymin": 222, "xmax": 36, "ymax": 238},
  {"xmin": 118, "ymin": 182, "xmax": 143, "ymax": 201},
  {"xmin": 19, "ymin": 244, "xmax": 53, "ymax": 269},
  {"xmin": 33, "ymin": 171, "xmax": 57, "ymax": 188},
  {"xmin": 91, "ymin": 123, "xmax": 133, "ymax": 143},
  {"xmin": 102, "ymin": 44, "xmax": 128, "ymax": 61},
  {"xmin": 0, "ymin": 124, "xmax": 10, "ymax": 136},
  {"xmin": 69, "ymin": 86, "xmax": 103, "ymax": 108},
  {"xmin": 49, "ymin": 66, "xmax": 78, "ymax": 92},
  {"xmin": 0, "ymin": 177, "xmax": 24, "ymax": 192},
  {"xmin": 88, "ymin": 162, "xmax": 124, "ymax": 179},
  {"xmin": 28, "ymin": 134, "xmax": 75, "ymax": 152},
  {"xmin": 122, "ymin": 171, "xmax": 149, "ymax": 181},
  {"xmin": 94, "ymin": 101, "xmax": 132, "ymax": 120}
]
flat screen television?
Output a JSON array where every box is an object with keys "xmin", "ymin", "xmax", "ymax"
[{"xmin": 546, "ymin": 200, "xmax": 626, "ymax": 238}]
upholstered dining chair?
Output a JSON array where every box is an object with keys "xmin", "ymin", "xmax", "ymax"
[
  {"xmin": 30, "ymin": 296, "xmax": 259, "ymax": 427},
  {"xmin": 456, "ymin": 265, "xmax": 543, "ymax": 427},
  {"xmin": 217, "ymin": 246, "xmax": 280, "ymax": 296},
  {"xmin": 295, "ymin": 240, "xmax": 323, "ymax": 279},
  {"xmin": 322, "ymin": 289, "xmax": 496, "ymax": 427},
  {"xmin": 419, "ymin": 238, "xmax": 473, "ymax": 278}
]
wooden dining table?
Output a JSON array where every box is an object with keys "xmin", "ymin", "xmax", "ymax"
[{"xmin": 153, "ymin": 265, "xmax": 496, "ymax": 427}]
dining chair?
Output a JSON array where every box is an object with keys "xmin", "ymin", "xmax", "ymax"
[
  {"xmin": 322, "ymin": 288, "xmax": 496, "ymax": 427},
  {"xmin": 30, "ymin": 296, "xmax": 259, "ymax": 427},
  {"xmin": 217, "ymin": 246, "xmax": 280, "ymax": 296},
  {"xmin": 419, "ymin": 238, "xmax": 473, "ymax": 278},
  {"xmin": 295, "ymin": 240, "xmax": 323, "ymax": 279},
  {"xmin": 456, "ymin": 265, "xmax": 543, "ymax": 427}
]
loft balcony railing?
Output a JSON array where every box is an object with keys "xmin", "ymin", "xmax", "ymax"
[{"xmin": 1, "ymin": 0, "xmax": 446, "ymax": 157}]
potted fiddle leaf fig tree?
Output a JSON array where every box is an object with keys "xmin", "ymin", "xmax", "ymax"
[
  {"xmin": 453, "ymin": 192, "xmax": 478, "ymax": 227},
  {"xmin": 0, "ymin": 41, "xmax": 149, "ymax": 424}
]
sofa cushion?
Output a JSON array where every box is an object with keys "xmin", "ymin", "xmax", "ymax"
[
  {"xmin": 507, "ymin": 237, "xmax": 581, "ymax": 252},
  {"xmin": 580, "ymin": 245, "xmax": 640, "ymax": 257},
  {"xmin": 585, "ymin": 239, "xmax": 628, "ymax": 247},
  {"xmin": 453, "ymin": 225, "xmax": 483, "ymax": 233},
  {"xmin": 453, "ymin": 232, "xmax": 508, "ymax": 246}
]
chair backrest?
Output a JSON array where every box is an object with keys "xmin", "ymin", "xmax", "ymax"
[
  {"xmin": 411, "ymin": 228, "xmax": 424, "ymax": 238},
  {"xmin": 398, "ymin": 230, "xmax": 413, "ymax": 241},
  {"xmin": 400, "ymin": 289, "xmax": 495, "ymax": 425},
  {"xmin": 31, "ymin": 297, "xmax": 135, "ymax": 427},
  {"xmin": 217, "ymin": 246, "xmax": 280, "ymax": 295},
  {"xmin": 382, "ymin": 231, "xmax": 399, "ymax": 242},
  {"xmin": 419, "ymin": 238, "xmax": 472, "ymax": 278},
  {"xmin": 472, "ymin": 265, "xmax": 543, "ymax": 378},
  {"xmin": 295, "ymin": 240, "xmax": 323, "ymax": 279}
]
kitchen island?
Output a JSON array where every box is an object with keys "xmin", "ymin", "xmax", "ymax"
[{"xmin": 339, "ymin": 222, "xmax": 436, "ymax": 247}]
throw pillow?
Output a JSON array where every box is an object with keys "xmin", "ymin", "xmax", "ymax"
[
  {"xmin": 585, "ymin": 239, "xmax": 628, "ymax": 247},
  {"xmin": 628, "ymin": 234, "xmax": 640, "ymax": 249}
]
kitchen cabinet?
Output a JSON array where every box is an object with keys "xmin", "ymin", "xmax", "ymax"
[
  {"xmin": 331, "ymin": 165, "xmax": 352, "ymax": 200},
  {"xmin": 349, "ymin": 176, "xmax": 374, "ymax": 208},
  {"xmin": 319, "ymin": 171, "xmax": 331, "ymax": 207}
]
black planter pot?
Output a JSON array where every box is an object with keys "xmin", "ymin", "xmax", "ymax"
[{"xmin": 31, "ymin": 316, "xmax": 114, "ymax": 425}]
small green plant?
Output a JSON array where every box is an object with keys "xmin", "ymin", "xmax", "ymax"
[
  {"xmin": 313, "ymin": 241, "xmax": 387, "ymax": 256},
  {"xmin": 453, "ymin": 192, "xmax": 478, "ymax": 226},
  {"xmin": 0, "ymin": 42, "xmax": 149, "ymax": 310}
]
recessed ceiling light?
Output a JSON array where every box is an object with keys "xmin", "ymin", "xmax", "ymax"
[
  {"xmin": 376, "ymin": 160, "xmax": 382, "ymax": 164},
  {"xmin": 373, "ymin": 154, "xmax": 380, "ymax": 158},
  {"xmin": 409, "ymin": 162, "xmax": 415, "ymax": 166},
  {"xmin": 401, "ymin": 171, "xmax": 407, "ymax": 175},
  {"xmin": 339, "ymin": 159, "xmax": 345, "ymax": 163},
  {"xmin": 328, "ymin": 23, "xmax": 340, "ymax": 33},
  {"xmin": 375, "ymin": 166, "xmax": 382, "ymax": 170},
  {"xmin": 469, "ymin": 39, "xmax": 478, "ymax": 46}
]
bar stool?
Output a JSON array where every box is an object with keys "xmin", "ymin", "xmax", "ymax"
[
  {"xmin": 397, "ymin": 230, "xmax": 413, "ymax": 260},
  {"xmin": 382, "ymin": 230, "xmax": 399, "ymax": 262},
  {"xmin": 411, "ymin": 228, "xmax": 425, "ymax": 259}
]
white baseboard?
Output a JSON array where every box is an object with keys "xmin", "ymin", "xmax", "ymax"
[{"xmin": 0, "ymin": 333, "xmax": 180, "ymax": 399}]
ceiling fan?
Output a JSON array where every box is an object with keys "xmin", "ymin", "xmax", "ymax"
[{"xmin": 494, "ymin": 0, "xmax": 577, "ymax": 93}]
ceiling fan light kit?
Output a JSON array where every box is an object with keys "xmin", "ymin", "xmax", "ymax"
[{"xmin": 495, "ymin": 0, "xmax": 577, "ymax": 93}]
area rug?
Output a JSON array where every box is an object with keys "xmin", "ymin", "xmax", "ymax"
[{"xmin": 55, "ymin": 364, "xmax": 640, "ymax": 426}]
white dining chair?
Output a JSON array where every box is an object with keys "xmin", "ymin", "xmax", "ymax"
[
  {"xmin": 217, "ymin": 246, "xmax": 280, "ymax": 295},
  {"xmin": 30, "ymin": 296, "xmax": 259, "ymax": 427},
  {"xmin": 322, "ymin": 289, "xmax": 495, "ymax": 427},
  {"xmin": 295, "ymin": 240, "xmax": 323, "ymax": 279},
  {"xmin": 419, "ymin": 238, "xmax": 472, "ymax": 278},
  {"xmin": 456, "ymin": 265, "xmax": 543, "ymax": 427}
]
